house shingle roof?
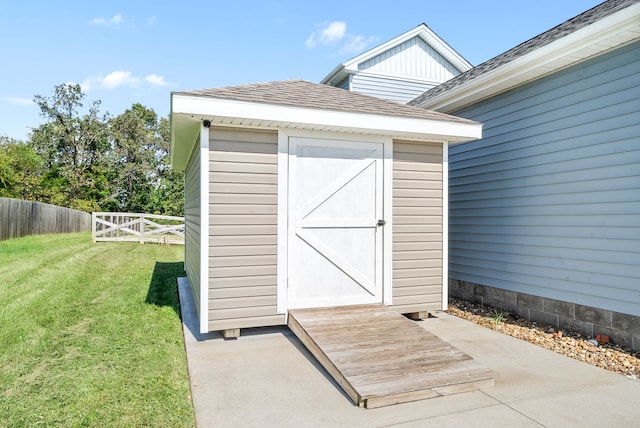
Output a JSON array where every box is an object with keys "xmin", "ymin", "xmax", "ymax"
[
  {"xmin": 409, "ymin": 0, "xmax": 639, "ymax": 107},
  {"xmin": 175, "ymin": 79, "xmax": 477, "ymax": 125}
]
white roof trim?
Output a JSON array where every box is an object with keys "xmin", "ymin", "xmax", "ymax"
[
  {"xmin": 321, "ymin": 24, "xmax": 472, "ymax": 85},
  {"xmin": 415, "ymin": 3, "xmax": 640, "ymax": 112},
  {"xmin": 170, "ymin": 94, "xmax": 482, "ymax": 170}
]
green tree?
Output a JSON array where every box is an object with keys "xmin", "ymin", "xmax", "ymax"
[
  {"xmin": 0, "ymin": 136, "xmax": 45, "ymax": 200},
  {"xmin": 148, "ymin": 117, "xmax": 184, "ymax": 216},
  {"xmin": 30, "ymin": 84, "xmax": 109, "ymax": 211},
  {"xmin": 108, "ymin": 104, "xmax": 161, "ymax": 213}
]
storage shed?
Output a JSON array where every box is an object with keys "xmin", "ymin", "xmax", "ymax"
[{"xmin": 170, "ymin": 80, "xmax": 481, "ymax": 335}]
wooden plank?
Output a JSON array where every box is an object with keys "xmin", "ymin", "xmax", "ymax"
[
  {"xmin": 222, "ymin": 329, "xmax": 240, "ymax": 339},
  {"xmin": 287, "ymin": 312, "xmax": 362, "ymax": 406},
  {"xmin": 288, "ymin": 304, "xmax": 498, "ymax": 409}
]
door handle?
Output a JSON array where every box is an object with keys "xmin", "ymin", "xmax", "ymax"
[{"xmin": 377, "ymin": 219, "xmax": 386, "ymax": 227}]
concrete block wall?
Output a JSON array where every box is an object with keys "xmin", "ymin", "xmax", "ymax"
[{"xmin": 449, "ymin": 279, "xmax": 640, "ymax": 352}]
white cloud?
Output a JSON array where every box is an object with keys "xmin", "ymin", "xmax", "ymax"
[
  {"xmin": 89, "ymin": 14, "xmax": 123, "ymax": 26},
  {"xmin": 341, "ymin": 35, "xmax": 379, "ymax": 54},
  {"xmin": 81, "ymin": 71, "xmax": 171, "ymax": 92},
  {"xmin": 102, "ymin": 70, "xmax": 139, "ymax": 89},
  {"xmin": 305, "ymin": 21, "xmax": 346, "ymax": 48},
  {"xmin": 305, "ymin": 21, "xmax": 377, "ymax": 54},
  {"xmin": 145, "ymin": 74, "xmax": 169, "ymax": 86},
  {"xmin": 81, "ymin": 71, "xmax": 138, "ymax": 91},
  {"xmin": 4, "ymin": 97, "xmax": 34, "ymax": 106}
]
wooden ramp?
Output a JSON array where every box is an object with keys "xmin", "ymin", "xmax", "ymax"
[{"xmin": 288, "ymin": 304, "xmax": 498, "ymax": 409}]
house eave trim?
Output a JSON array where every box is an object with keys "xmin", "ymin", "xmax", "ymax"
[
  {"xmin": 416, "ymin": 3, "xmax": 640, "ymax": 112},
  {"xmin": 172, "ymin": 95, "xmax": 482, "ymax": 144}
]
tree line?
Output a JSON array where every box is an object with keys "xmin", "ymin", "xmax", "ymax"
[{"xmin": 0, "ymin": 84, "xmax": 183, "ymax": 215}]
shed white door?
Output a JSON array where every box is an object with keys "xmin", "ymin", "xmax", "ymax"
[{"xmin": 288, "ymin": 137, "xmax": 384, "ymax": 309}]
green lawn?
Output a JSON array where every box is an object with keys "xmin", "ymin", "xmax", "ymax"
[{"xmin": 0, "ymin": 233, "xmax": 194, "ymax": 427}]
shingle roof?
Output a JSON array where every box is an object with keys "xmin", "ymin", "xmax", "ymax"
[
  {"xmin": 175, "ymin": 79, "xmax": 477, "ymax": 125},
  {"xmin": 409, "ymin": 0, "xmax": 638, "ymax": 107}
]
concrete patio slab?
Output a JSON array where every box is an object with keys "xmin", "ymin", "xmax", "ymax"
[{"xmin": 178, "ymin": 279, "xmax": 640, "ymax": 427}]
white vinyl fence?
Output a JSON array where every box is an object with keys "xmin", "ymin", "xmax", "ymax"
[{"xmin": 92, "ymin": 212, "xmax": 185, "ymax": 245}]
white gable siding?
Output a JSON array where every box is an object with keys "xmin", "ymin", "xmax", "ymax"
[
  {"xmin": 359, "ymin": 36, "xmax": 460, "ymax": 82},
  {"xmin": 351, "ymin": 74, "xmax": 437, "ymax": 104},
  {"xmin": 448, "ymin": 41, "xmax": 640, "ymax": 316}
]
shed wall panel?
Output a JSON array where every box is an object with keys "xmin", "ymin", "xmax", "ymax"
[
  {"xmin": 208, "ymin": 127, "xmax": 281, "ymax": 331},
  {"xmin": 184, "ymin": 138, "xmax": 202, "ymax": 316},
  {"xmin": 392, "ymin": 140, "xmax": 444, "ymax": 313},
  {"xmin": 448, "ymin": 41, "xmax": 640, "ymax": 316}
]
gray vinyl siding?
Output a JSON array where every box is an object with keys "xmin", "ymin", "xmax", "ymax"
[
  {"xmin": 351, "ymin": 74, "xmax": 437, "ymax": 104},
  {"xmin": 184, "ymin": 138, "xmax": 202, "ymax": 316},
  {"xmin": 392, "ymin": 140, "xmax": 444, "ymax": 313},
  {"xmin": 359, "ymin": 36, "xmax": 460, "ymax": 81},
  {"xmin": 448, "ymin": 41, "xmax": 640, "ymax": 316},
  {"xmin": 208, "ymin": 127, "xmax": 285, "ymax": 331}
]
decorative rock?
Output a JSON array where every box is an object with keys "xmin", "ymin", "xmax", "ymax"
[{"xmin": 447, "ymin": 298, "xmax": 640, "ymax": 379}]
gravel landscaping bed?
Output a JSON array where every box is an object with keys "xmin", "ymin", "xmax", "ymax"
[{"xmin": 446, "ymin": 298, "xmax": 640, "ymax": 379}]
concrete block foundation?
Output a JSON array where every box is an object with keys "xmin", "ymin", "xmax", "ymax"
[{"xmin": 449, "ymin": 279, "xmax": 640, "ymax": 352}]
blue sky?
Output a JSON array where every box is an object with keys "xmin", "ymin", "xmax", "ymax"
[{"xmin": 0, "ymin": 0, "xmax": 604, "ymax": 141}]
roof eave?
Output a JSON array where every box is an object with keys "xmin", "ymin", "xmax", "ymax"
[
  {"xmin": 171, "ymin": 93, "xmax": 482, "ymax": 160},
  {"xmin": 320, "ymin": 64, "xmax": 350, "ymax": 86},
  {"xmin": 415, "ymin": 3, "xmax": 640, "ymax": 113}
]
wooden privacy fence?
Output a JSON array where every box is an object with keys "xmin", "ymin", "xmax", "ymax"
[
  {"xmin": 92, "ymin": 212, "xmax": 185, "ymax": 245},
  {"xmin": 0, "ymin": 198, "xmax": 92, "ymax": 241}
]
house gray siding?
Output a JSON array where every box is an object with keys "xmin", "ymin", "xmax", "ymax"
[
  {"xmin": 447, "ymin": 41, "xmax": 640, "ymax": 317},
  {"xmin": 351, "ymin": 74, "xmax": 437, "ymax": 104}
]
